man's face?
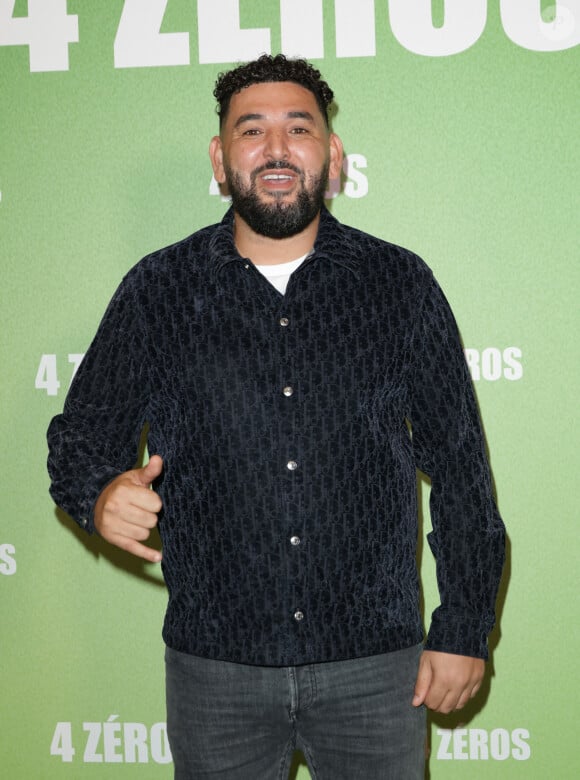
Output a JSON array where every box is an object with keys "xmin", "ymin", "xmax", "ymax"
[{"xmin": 210, "ymin": 81, "xmax": 343, "ymax": 239}]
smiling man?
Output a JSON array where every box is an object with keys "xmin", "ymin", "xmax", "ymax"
[
  {"xmin": 209, "ymin": 78, "xmax": 342, "ymax": 258},
  {"xmin": 47, "ymin": 55, "xmax": 505, "ymax": 779}
]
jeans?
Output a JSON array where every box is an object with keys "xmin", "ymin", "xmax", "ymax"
[{"xmin": 165, "ymin": 644, "xmax": 426, "ymax": 779}]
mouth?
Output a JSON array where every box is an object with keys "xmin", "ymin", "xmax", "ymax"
[
  {"xmin": 262, "ymin": 173, "xmax": 294, "ymax": 181},
  {"xmin": 256, "ymin": 168, "xmax": 299, "ymax": 194}
]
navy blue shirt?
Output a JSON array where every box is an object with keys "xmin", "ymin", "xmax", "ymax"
[{"xmin": 47, "ymin": 207, "xmax": 505, "ymax": 666}]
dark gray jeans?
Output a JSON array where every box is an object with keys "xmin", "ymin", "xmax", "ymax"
[{"xmin": 165, "ymin": 644, "xmax": 426, "ymax": 779}]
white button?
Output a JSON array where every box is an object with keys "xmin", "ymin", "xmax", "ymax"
[
  {"xmin": 294, "ymin": 610, "xmax": 304, "ymax": 622},
  {"xmin": 283, "ymin": 386, "xmax": 294, "ymax": 397},
  {"xmin": 290, "ymin": 536, "xmax": 301, "ymax": 546},
  {"xmin": 279, "ymin": 317, "xmax": 289, "ymax": 327},
  {"xmin": 287, "ymin": 460, "xmax": 298, "ymax": 471}
]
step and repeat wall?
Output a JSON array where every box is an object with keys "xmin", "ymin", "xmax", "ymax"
[{"xmin": 1, "ymin": 2, "xmax": 578, "ymax": 777}]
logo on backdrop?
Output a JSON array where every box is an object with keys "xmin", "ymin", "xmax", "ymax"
[
  {"xmin": 0, "ymin": 1, "xmax": 577, "ymax": 73},
  {"xmin": 51, "ymin": 721, "xmax": 533, "ymax": 765},
  {"xmin": 435, "ymin": 727, "xmax": 531, "ymax": 761},
  {"xmin": 35, "ymin": 354, "xmax": 84, "ymax": 397},
  {"xmin": 464, "ymin": 347, "xmax": 523, "ymax": 382},
  {"xmin": 0, "ymin": 544, "xmax": 17, "ymax": 576},
  {"xmin": 50, "ymin": 718, "xmax": 172, "ymax": 765},
  {"xmin": 35, "ymin": 347, "xmax": 523, "ymax": 397}
]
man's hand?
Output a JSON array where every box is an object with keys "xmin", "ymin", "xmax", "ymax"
[
  {"xmin": 412, "ymin": 650, "xmax": 484, "ymax": 713},
  {"xmin": 94, "ymin": 455, "xmax": 164, "ymax": 563}
]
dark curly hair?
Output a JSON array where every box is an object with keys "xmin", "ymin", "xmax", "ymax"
[{"xmin": 213, "ymin": 54, "xmax": 334, "ymax": 128}]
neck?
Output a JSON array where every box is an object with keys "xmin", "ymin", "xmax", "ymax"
[{"xmin": 233, "ymin": 212, "xmax": 320, "ymax": 265}]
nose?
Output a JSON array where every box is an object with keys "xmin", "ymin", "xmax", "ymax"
[{"xmin": 263, "ymin": 128, "xmax": 290, "ymax": 161}]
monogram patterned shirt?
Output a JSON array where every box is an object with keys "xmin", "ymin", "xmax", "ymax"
[{"xmin": 47, "ymin": 207, "xmax": 505, "ymax": 665}]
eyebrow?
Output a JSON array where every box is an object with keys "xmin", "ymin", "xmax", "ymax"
[{"xmin": 233, "ymin": 110, "xmax": 316, "ymax": 129}]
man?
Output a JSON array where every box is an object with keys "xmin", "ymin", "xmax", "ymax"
[{"xmin": 48, "ymin": 54, "xmax": 505, "ymax": 779}]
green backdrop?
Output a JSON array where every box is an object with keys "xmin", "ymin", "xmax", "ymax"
[{"xmin": 1, "ymin": 1, "xmax": 578, "ymax": 777}]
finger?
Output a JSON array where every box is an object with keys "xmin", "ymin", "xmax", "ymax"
[
  {"xmin": 98, "ymin": 517, "xmax": 152, "ymax": 547},
  {"xmin": 127, "ymin": 487, "xmax": 163, "ymax": 515},
  {"xmin": 114, "ymin": 517, "xmax": 157, "ymax": 541},
  {"xmin": 109, "ymin": 531, "xmax": 162, "ymax": 563},
  {"xmin": 412, "ymin": 654, "xmax": 433, "ymax": 707},
  {"xmin": 135, "ymin": 455, "xmax": 164, "ymax": 487},
  {"xmin": 454, "ymin": 689, "xmax": 472, "ymax": 711},
  {"xmin": 439, "ymin": 679, "xmax": 476, "ymax": 713},
  {"xmin": 438, "ymin": 695, "xmax": 458, "ymax": 714},
  {"xmin": 106, "ymin": 482, "xmax": 162, "ymax": 516},
  {"xmin": 118, "ymin": 505, "xmax": 160, "ymax": 528},
  {"xmin": 124, "ymin": 539, "xmax": 162, "ymax": 563},
  {"xmin": 424, "ymin": 685, "xmax": 448, "ymax": 712}
]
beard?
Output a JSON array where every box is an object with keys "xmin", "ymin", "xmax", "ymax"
[{"xmin": 224, "ymin": 160, "xmax": 330, "ymax": 239}]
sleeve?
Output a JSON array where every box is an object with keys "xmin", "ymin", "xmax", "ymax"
[
  {"xmin": 408, "ymin": 274, "xmax": 505, "ymax": 659},
  {"xmin": 47, "ymin": 274, "xmax": 151, "ymax": 533}
]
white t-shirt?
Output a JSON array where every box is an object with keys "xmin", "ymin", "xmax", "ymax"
[{"xmin": 254, "ymin": 253, "xmax": 309, "ymax": 295}]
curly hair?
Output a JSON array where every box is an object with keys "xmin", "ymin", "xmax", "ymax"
[{"xmin": 213, "ymin": 54, "xmax": 334, "ymax": 128}]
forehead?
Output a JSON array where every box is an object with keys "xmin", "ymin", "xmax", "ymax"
[{"xmin": 225, "ymin": 81, "xmax": 324, "ymax": 124}]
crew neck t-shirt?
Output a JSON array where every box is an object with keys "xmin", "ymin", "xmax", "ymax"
[{"xmin": 254, "ymin": 253, "xmax": 309, "ymax": 295}]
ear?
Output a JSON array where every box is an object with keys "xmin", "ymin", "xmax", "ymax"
[
  {"xmin": 328, "ymin": 133, "xmax": 344, "ymax": 181},
  {"xmin": 209, "ymin": 136, "xmax": 226, "ymax": 183}
]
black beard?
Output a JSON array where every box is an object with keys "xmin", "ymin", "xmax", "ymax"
[{"xmin": 225, "ymin": 161, "xmax": 329, "ymax": 239}]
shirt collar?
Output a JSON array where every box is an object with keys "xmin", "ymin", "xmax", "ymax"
[{"xmin": 208, "ymin": 206, "xmax": 360, "ymax": 282}]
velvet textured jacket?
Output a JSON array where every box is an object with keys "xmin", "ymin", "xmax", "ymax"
[{"xmin": 47, "ymin": 207, "xmax": 505, "ymax": 666}]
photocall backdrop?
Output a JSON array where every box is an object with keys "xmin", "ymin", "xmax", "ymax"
[{"xmin": 1, "ymin": 1, "xmax": 578, "ymax": 777}]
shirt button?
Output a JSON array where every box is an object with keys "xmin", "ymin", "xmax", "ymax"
[
  {"xmin": 287, "ymin": 460, "xmax": 298, "ymax": 471},
  {"xmin": 290, "ymin": 535, "xmax": 301, "ymax": 546},
  {"xmin": 283, "ymin": 386, "xmax": 294, "ymax": 397},
  {"xmin": 294, "ymin": 610, "xmax": 304, "ymax": 622},
  {"xmin": 279, "ymin": 317, "xmax": 289, "ymax": 327}
]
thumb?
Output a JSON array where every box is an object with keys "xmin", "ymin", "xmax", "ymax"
[
  {"xmin": 412, "ymin": 652, "xmax": 432, "ymax": 707},
  {"xmin": 135, "ymin": 454, "xmax": 164, "ymax": 486}
]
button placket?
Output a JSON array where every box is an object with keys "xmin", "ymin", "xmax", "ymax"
[
  {"xmin": 279, "ymin": 311, "xmax": 299, "ymax": 478},
  {"xmin": 277, "ymin": 307, "xmax": 306, "ymax": 629}
]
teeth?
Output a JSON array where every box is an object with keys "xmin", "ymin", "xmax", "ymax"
[{"xmin": 263, "ymin": 174, "xmax": 292, "ymax": 180}]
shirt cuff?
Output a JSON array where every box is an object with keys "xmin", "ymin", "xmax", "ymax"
[{"xmin": 425, "ymin": 609, "xmax": 493, "ymax": 659}]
